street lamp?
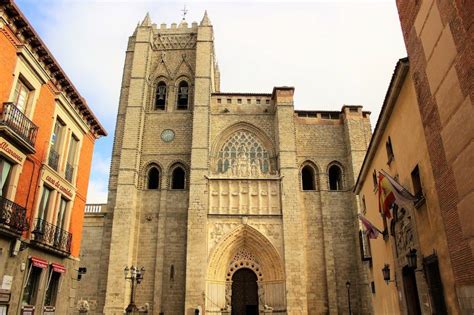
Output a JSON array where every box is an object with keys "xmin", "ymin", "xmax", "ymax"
[
  {"xmin": 124, "ymin": 265, "xmax": 145, "ymax": 314},
  {"xmin": 382, "ymin": 264, "xmax": 391, "ymax": 284},
  {"xmin": 346, "ymin": 281, "xmax": 352, "ymax": 315}
]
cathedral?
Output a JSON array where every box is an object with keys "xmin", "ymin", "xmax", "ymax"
[{"xmin": 77, "ymin": 12, "xmax": 373, "ymax": 315}]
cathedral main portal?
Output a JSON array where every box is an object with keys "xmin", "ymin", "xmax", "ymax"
[{"xmin": 231, "ymin": 268, "xmax": 259, "ymax": 315}]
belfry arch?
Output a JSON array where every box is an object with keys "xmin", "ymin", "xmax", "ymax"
[{"xmin": 206, "ymin": 225, "xmax": 286, "ymax": 313}]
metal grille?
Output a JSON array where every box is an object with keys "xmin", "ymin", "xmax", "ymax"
[
  {"xmin": 0, "ymin": 102, "xmax": 38, "ymax": 147},
  {"xmin": 32, "ymin": 218, "xmax": 72, "ymax": 253},
  {"xmin": 0, "ymin": 195, "xmax": 29, "ymax": 233},
  {"xmin": 48, "ymin": 148, "xmax": 60, "ymax": 171}
]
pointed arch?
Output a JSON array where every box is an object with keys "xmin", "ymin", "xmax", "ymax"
[
  {"xmin": 169, "ymin": 162, "xmax": 187, "ymax": 190},
  {"xmin": 327, "ymin": 161, "xmax": 344, "ymax": 191},
  {"xmin": 211, "ymin": 122, "xmax": 276, "ymax": 175},
  {"xmin": 207, "ymin": 224, "xmax": 284, "ymax": 282},
  {"xmin": 300, "ymin": 161, "xmax": 319, "ymax": 191}
]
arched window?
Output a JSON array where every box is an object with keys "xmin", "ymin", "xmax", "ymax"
[
  {"xmin": 155, "ymin": 81, "xmax": 167, "ymax": 110},
  {"xmin": 171, "ymin": 166, "xmax": 186, "ymax": 189},
  {"xmin": 216, "ymin": 130, "xmax": 271, "ymax": 176},
  {"xmin": 301, "ymin": 165, "xmax": 316, "ymax": 191},
  {"xmin": 328, "ymin": 164, "xmax": 343, "ymax": 191},
  {"xmin": 147, "ymin": 167, "xmax": 160, "ymax": 189},
  {"xmin": 177, "ymin": 81, "xmax": 189, "ymax": 110}
]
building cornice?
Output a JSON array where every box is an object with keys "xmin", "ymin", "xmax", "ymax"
[{"xmin": 0, "ymin": 0, "xmax": 107, "ymax": 138}]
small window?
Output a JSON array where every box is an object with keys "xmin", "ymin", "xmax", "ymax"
[
  {"xmin": 328, "ymin": 165, "xmax": 342, "ymax": 191},
  {"xmin": 247, "ymin": 99, "xmax": 251, "ymax": 104},
  {"xmin": 227, "ymin": 99, "xmax": 231, "ymax": 104},
  {"xmin": 171, "ymin": 166, "xmax": 185, "ymax": 190},
  {"xmin": 170, "ymin": 265, "xmax": 175, "ymax": 281},
  {"xmin": 359, "ymin": 230, "xmax": 372, "ymax": 261},
  {"xmin": 155, "ymin": 81, "xmax": 167, "ymax": 110},
  {"xmin": 386, "ymin": 136, "xmax": 394, "ymax": 162},
  {"xmin": 411, "ymin": 165, "xmax": 423, "ymax": 199},
  {"xmin": 22, "ymin": 265, "xmax": 42, "ymax": 305},
  {"xmin": 44, "ymin": 270, "xmax": 61, "ymax": 307},
  {"xmin": 301, "ymin": 165, "xmax": 315, "ymax": 191},
  {"xmin": 217, "ymin": 98, "xmax": 221, "ymax": 104},
  {"xmin": 147, "ymin": 167, "xmax": 160, "ymax": 190},
  {"xmin": 265, "ymin": 99, "xmax": 270, "ymax": 105},
  {"xmin": 237, "ymin": 98, "xmax": 242, "ymax": 104},
  {"xmin": 13, "ymin": 78, "xmax": 32, "ymax": 113},
  {"xmin": 256, "ymin": 99, "xmax": 261, "ymax": 104},
  {"xmin": 362, "ymin": 196, "xmax": 367, "ymax": 214},
  {"xmin": 177, "ymin": 81, "xmax": 189, "ymax": 110}
]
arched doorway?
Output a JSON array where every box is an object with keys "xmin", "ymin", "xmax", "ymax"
[{"xmin": 232, "ymin": 268, "xmax": 258, "ymax": 315}]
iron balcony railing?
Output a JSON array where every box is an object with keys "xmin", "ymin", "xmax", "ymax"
[
  {"xmin": 48, "ymin": 148, "xmax": 60, "ymax": 171},
  {"xmin": 0, "ymin": 102, "xmax": 38, "ymax": 148},
  {"xmin": 65, "ymin": 162, "xmax": 74, "ymax": 182},
  {"xmin": 32, "ymin": 218, "xmax": 72, "ymax": 254},
  {"xmin": 0, "ymin": 195, "xmax": 29, "ymax": 234}
]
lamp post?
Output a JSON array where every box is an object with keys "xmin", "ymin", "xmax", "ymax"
[
  {"xmin": 124, "ymin": 265, "xmax": 145, "ymax": 314},
  {"xmin": 346, "ymin": 281, "xmax": 352, "ymax": 315},
  {"xmin": 406, "ymin": 248, "xmax": 418, "ymax": 269}
]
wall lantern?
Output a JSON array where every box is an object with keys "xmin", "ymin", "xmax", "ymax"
[
  {"xmin": 406, "ymin": 248, "xmax": 418, "ymax": 270},
  {"xmin": 382, "ymin": 264, "xmax": 391, "ymax": 284}
]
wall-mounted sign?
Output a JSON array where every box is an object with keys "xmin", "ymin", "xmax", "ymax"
[
  {"xmin": 0, "ymin": 138, "xmax": 24, "ymax": 163},
  {"xmin": 0, "ymin": 276, "xmax": 12, "ymax": 291},
  {"xmin": 45, "ymin": 175, "xmax": 73, "ymax": 198}
]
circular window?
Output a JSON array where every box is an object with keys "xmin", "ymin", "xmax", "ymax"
[{"xmin": 161, "ymin": 129, "xmax": 175, "ymax": 142}]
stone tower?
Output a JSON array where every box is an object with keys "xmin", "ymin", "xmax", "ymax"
[{"xmin": 79, "ymin": 12, "xmax": 373, "ymax": 315}]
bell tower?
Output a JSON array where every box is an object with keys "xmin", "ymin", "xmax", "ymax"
[{"xmin": 103, "ymin": 11, "xmax": 218, "ymax": 314}]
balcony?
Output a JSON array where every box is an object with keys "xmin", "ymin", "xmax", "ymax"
[
  {"xmin": 48, "ymin": 148, "xmax": 60, "ymax": 171},
  {"xmin": 0, "ymin": 195, "xmax": 29, "ymax": 236},
  {"xmin": 31, "ymin": 218, "xmax": 72, "ymax": 256},
  {"xmin": 65, "ymin": 162, "xmax": 74, "ymax": 182},
  {"xmin": 0, "ymin": 102, "xmax": 38, "ymax": 153}
]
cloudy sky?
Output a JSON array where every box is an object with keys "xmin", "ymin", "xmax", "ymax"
[{"xmin": 16, "ymin": 0, "xmax": 406, "ymax": 203}]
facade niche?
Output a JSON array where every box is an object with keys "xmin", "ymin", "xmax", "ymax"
[
  {"xmin": 171, "ymin": 166, "xmax": 186, "ymax": 189},
  {"xmin": 328, "ymin": 164, "xmax": 343, "ymax": 191},
  {"xmin": 177, "ymin": 81, "xmax": 189, "ymax": 110},
  {"xmin": 301, "ymin": 165, "xmax": 316, "ymax": 191},
  {"xmin": 147, "ymin": 166, "xmax": 160, "ymax": 189},
  {"xmin": 155, "ymin": 81, "xmax": 167, "ymax": 110}
]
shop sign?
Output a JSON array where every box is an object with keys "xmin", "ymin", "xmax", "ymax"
[
  {"xmin": 31, "ymin": 256, "xmax": 48, "ymax": 269},
  {"xmin": 51, "ymin": 263, "xmax": 66, "ymax": 273},
  {"xmin": 45, "ymin": 175, "xmax": 73, "ymax": 198},
  {"xmin": 0, "ymin": 139, "xmax": 24, "ymax": 163},
  {"xmin": 0, "ymin": 276, "xmax": 12, "ymax": 290}
]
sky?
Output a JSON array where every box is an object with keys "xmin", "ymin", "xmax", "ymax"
[{"xmin": 15, "ymin": 0, "xmax": 406, "ymax": 203}]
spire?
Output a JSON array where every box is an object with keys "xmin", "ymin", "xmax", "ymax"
[
  {"xmin": 200, "ymin": 10, "xmax": 211, "ymax": 26},
  {"xmin": 141, "ymin": 12, "xmax": 152, "ymax": 27}
]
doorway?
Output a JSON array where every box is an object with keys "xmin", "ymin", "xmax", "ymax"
[
  {"xmin": 402, "ymin": 266, "xmax": 421, "ymax": 315},
  {"xmin": 231, "ymin": 268, "xmax": 259, "ymax": 315}
]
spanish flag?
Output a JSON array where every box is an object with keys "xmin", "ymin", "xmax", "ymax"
[{"xmin": 378, "ymin": 172, "xmax": 395, "ymax": 218}]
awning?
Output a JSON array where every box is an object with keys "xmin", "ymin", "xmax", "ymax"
[
  {"xmin": 31, "ymin": 256, "xmax": 48, "ymax": 269},
  {"xmin": 51, "ymin": 263, "xmax": 66, "ymax": 273}
]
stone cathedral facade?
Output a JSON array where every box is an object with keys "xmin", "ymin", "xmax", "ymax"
[{"xmin": 77, "ymin": 12, "xmax": 373, "ymax": 315}]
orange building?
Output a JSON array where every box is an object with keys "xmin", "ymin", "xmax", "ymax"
[{"xmin": 0, "ymin": 1, "xmax": 106, "ymax": 314}]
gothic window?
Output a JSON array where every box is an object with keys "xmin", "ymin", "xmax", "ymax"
[
  {"xmin": 301, "ymin": 165, "xmax": 316, "ymax": 190},
  {"xmin": 216, "ymin": 131, "xmax": 271, "ymax": 176},
  {"xmin": 177, "ymin": 81, "xmax": 189, "ymax": 110},
  {"xmin": 171, "ymin": 166, "xmax": 185, "ymax": 189},
  {"xmin": 155, "ymin": 81, "xmax": 166, "ymax": 110},
  {"xmin": 328, "ymin": 164, "xmax": 343, "ymax": 191},
  {"xmin": 147, "ymin": 167, "xmax": 160, "ymax": 189}
]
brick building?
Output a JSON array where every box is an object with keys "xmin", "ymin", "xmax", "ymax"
[
  {"xmin": 0, "ymin": 1, "xmax": 106, "ymax": 314},
  {"xmin": 77, "ymin": 12, "xmax": 373, "ymax": 315}
]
